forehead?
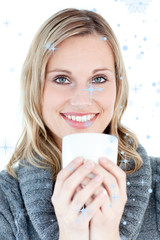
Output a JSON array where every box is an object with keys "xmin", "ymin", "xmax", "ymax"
[{"xmin": 46, "ymin": 34, "xmax": 115, "ymax": 73}]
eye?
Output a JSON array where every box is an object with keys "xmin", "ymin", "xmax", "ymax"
[
  {"xmin": 53, "ymin": 76, "xmax": 70, "ymax": 84},
  {"xmin": 92, "ymin": 76, "xmax": 108, "ymax": 84}
]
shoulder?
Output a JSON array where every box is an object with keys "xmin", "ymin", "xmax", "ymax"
[
  {"xmin": 0, "ymin": 168, "xmax": 21, "ymax": 238},
  {"xmin": 0, "ymin": 168, "xmax": 20, "ymax": 201},
  {"xmin": 0, "ymin": 168, "xmax": 23, "ymax": 217}
]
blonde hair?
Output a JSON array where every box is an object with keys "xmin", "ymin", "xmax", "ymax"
[{"xmin": 7, "ymin": 8, "xmax": 143, "ymax": 181}]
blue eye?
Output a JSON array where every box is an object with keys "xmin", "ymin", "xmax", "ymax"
[
  {"xmin": 53, "ymin": 75, "xmax": 108, "ymax": 85},
  {"xmin": 92, "ymin": 76, "xmax": 107, "ymax": 83},
  {"xmin": 54, "ymin": 76, "xmax": 70, "ymax": 84}
]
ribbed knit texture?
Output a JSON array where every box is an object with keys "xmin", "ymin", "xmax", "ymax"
[{"xmin": 0, "ymin": 143, "xmax": 160, "ymax": 240}]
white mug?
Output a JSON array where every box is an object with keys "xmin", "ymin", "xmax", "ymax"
[{"xmin": 62, "ymin": 133, "xmax": 118, "ymax": 173}]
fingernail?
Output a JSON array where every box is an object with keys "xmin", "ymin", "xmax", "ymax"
[
  {"xmin": 76, "ymin": 186, "xmax": 82, "ymax": 191},
  {"xmin": 99, "ymin": 190, "xmax": 107, "ymax": 198},
  {"xmin": 75, "ymin": 157, "xmax": 83, "ymax": 163},
  {"xmin": 94, "ymin": 174, "xmax": 103, "ymax": 182},
  {"xmin": 101, "ymin": 158, "xmax": 108, "ymax": 163},
  {"xmin": 85, "ymin": 161, "xmax": 94, "ymax": 169}
]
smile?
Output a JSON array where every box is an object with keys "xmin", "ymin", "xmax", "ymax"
[{"xmin": 60, "ymin": 113, "xmax": 99, "ymax": 129}]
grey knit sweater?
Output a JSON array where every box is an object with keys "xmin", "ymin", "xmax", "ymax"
[{"xmin": 0, "ymin": 143, "xmax": 160, "ymax": 240}]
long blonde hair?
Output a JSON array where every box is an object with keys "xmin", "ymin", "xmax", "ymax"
[{"xmin": 7, "ymin": 8, "xmax": 143, "ymax": 181}]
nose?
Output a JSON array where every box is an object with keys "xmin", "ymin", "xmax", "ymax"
[{"xmin": 70, "ymin": 85, "xmax": 92, "ymax": 109}]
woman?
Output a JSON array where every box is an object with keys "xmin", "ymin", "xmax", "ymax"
[{"xmin": 0, "ymin": 8, "xmax": 159, "ymax": 240}]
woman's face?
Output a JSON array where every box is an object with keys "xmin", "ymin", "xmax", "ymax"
[{"xmin": 42, "ymin": 34, "xmax": 116, "ymax": 146}]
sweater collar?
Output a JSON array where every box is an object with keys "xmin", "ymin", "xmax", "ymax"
[{"xmin": 17, "ymin": 143, "xmax": 152, "ymax": 240}]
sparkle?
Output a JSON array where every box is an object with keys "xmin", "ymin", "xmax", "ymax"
[
  {"xmin": 123, "ymin": 45, "xmax": 128, "ymax": 51},
  {"xmin": 45, "ymin": 43, "xmax": 57, "ymax": 53},
  {"xmin": 132, "ymin": 85, "xmax": 140, "ymax": 94},
  {"xmin": 127, "ymin": 181, "xmax": 130, "ymax": 186},
  {"xmin": 46, "ymin": 43, "xmax": 51, "ymax": 49},
  {"xmin": 51, "ymin": 45, "xmax": 56, "ymax": 52},
  {"xmin": 109, "ymin": 184, "xmax": 116, "ymax": 189},
  {"xmin": 70, "ymin": 166, "xmax": 75, "ymax": 171},
  {"xmin": 157, "ymin": 88, "xmax": 160, "ymax": 94},
  {"xmin": 123, "ymin": 221, "xmax": 127, "ymax": 225},
  {"xmin": 81, "ymin": 83, "xmax": 103, "ymax": 100},
  {"xmin": 120, "ymin": 156, "xmax": 129, "ymax": 169},
  {"xmin": 110, "ymin": 136, "xmax": 117, "ymax": 143},
  {"xmin": 120, "ymin": 76, "xmax": 123, "ymax": 80},
  {"xmin": 84, "ymin": 121, "xmax": 92, "ymax": 127},
  {"xmin": 133, "ymin": 198, "xmax": 135, "ymax": 201},
  {"xmin": 0, "ymin": 139, "xmax": 12, "ymax": 155},
  {"xmin": 121, "ymin": 151, "xmax": 125, "ymax": 155},
  {"xmin": 92, "ymin": 8, "xmax": 97, "ymax": 12},
  {"xmin": 140, "ymin": 178, "xmax": 145, "ymax": 185},
  {"xmin": 73, "ymin": 202, "xmax": 90, "ymax": 222},
  {"xmin": 111, "ymin": 192, "xmax": 119, "ymax": 201},
  {"xmin": 3, "ymin": 20, "xmax": 10, "ymax": 26},
  {"xmin": 124, "ymin": 133, "xmax": 129, "ymax": 139},
  {"xmin": 120, "ymin": 0, "xmax": 152, "ymax": 13},
  {"xmin": 148, "ymin": 188, "xmax": 153, "ymax": 193}
]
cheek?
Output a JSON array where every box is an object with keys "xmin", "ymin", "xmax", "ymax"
[
  {"xmin": 42, "ymin": 84, "xmax": 64, "ymax": 111},
  {"xmin": 97, "ymin": 84, "xmax": 116, "ymax": 110}
]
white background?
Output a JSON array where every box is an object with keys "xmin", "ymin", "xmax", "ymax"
[{"xmin": 0, "ymin": 0, "xmax": 160, "ymax": 171}]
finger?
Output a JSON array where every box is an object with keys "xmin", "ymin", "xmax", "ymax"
[
  {"xmin": 88, "ymin": 162, "xmax": 119, "ymax": 200},
  {"xmin": 82, "ymin": 188, "xmax": 108, "ymax": 222},
  {"xmin": 79, "ymin": 177, "xmax": 106, "ymax": 207},
  {"xmin": 99, "ymin": 158, "xmax": 127, "ymax": 202},
  {"xmin": 73, "ymin": 184, "xmax": 93, "ymax": 206},
  {"xmin": 71, "ymin": 173, "xmax": 104, "ymax": 213},
  {"xmin": 60, "ymin": 160, "xmax": 96, "ymax": 205},
  {"xmin": 80, "ymin": 177, "xmax": 94, "ymax": 206},
  {"xmin": 52, "ymin": 157, "xmax": 84, "ymax": 202}
]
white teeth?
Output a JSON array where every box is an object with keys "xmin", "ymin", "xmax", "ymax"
[
  {"xmin": 81, "ymin": 115, "xmax": 87, "ymax": 122},
  {"xmin": 71, "ymin": 116, "xmax": 76, "ymax": 121},
  {"xmin": 76, "ymin": 116, "xmax": 81, "ymax": 122},
  {"xmin": 86, "ymin": 115, "xmax": 91, "ymax": 121},
  {"xmin": 65, "ymin": 114, "xmax": 96, "ymax": 122}
]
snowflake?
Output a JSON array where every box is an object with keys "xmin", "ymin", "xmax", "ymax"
[{"xmin": 120, "ymin": 0, "xmax": 152, "ymax": 13}]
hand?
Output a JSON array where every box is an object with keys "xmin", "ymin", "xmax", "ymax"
[
  {"xmin": 51, "ymin": 157, "xmax": 107, "ymax": 240},
  {"xmin": 75, "ymin": 157, "xmax": 127, "ymax": 240}
]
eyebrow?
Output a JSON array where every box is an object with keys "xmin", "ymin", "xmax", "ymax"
[{"xmin": 47, "ymin": 68, "xmax": 113, "ymax": 74}]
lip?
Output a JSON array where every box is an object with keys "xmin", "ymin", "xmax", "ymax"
[{"xmin": 60, "ymin": 113, "xmax": 99, "ymax": 129}]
